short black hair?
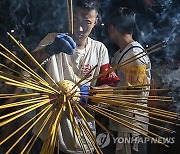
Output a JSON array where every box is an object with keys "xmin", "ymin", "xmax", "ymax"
[
  {"xmin": 107, "ymin": 7, "xmax": 135, "ymax": 34},
  {"xmin": 74, "ymin": 0, "xmax": 100, "ymax": 12}
]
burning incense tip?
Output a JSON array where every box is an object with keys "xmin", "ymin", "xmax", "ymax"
[
  {"xmin": 162, "ymin": 40, "xmax": 168, "ymax": 46},
  {"xmin": 6, "ymin": 32, "xmax": 10, "ymax": 36}
]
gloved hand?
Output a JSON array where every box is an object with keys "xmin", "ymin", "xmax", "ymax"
[
  {"xmin": 45, "ymin": 33, "xmax": 76, "ymax": 56},
  {"xmin": 79, "ymin": 86, "xmax": 91, "ymax": 106}
]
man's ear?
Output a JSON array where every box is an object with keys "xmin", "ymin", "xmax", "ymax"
[
  {"xmin": 109, "ymin": 25, "xmax": 115, "ymax": 32},
  {"xmin": 94, "ymin": 16, "xmax": 98, "ymax": 25}
]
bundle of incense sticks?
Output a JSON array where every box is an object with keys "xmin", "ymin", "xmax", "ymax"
[
  {"xmin": 0, "ymin": 32, "xmax": 178, "ymax": 154},
  {"xmin": 0, "ymin": 2, "xmax": 179, "ymax": 154}
]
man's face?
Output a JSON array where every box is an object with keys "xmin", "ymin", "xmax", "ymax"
[
  {"xmin": 108, "ymin": 25, "xmax": 116, "ymax": 43},
  {"xmin": 73, "ymin": 7, "xmax": 98, "ymax": 44}
]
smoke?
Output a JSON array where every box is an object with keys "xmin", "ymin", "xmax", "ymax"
[
  {"xmin": 0, "ymin": 0, "xmax": 179, "ymax": 88},
  {"xmin": 135, "ymin": 0, "xmax": 179, "ymax": 59},
  {"xmin": 0, "ymin": 0, "xmax": 68, "ymax": 53}
]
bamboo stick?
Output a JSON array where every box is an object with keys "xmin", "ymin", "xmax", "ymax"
[
  {"xmin": 40, "ymin": 110, "xmax": 58, "ymax": 154},
  {"xmin": 77, "ymin": 103, "xmax": 113, "ymax": 137},
  {"xmin": 70, "ymin": 0, "xmax": 74, "ymax": 35},
  {"xmin": 75, "ymin": 104, "xmax": 112, "ymax": 136},
  {"xmin": 86, "ymin": 96, "xmax": 177, "ymax": 120},
  {"xmin": 0, "ymin": 93, "xmax": 41, "ymax": 99},
  {"xmin": 88, "ymin": 105, "xmax": 168, "ymax": 147},
  {"xmin": 95, "ymin": 93, "xmax": 172, "ymax": 99},
  {"xmin": 21, "ymin": 108, "xmax": 53, "ymax": 154},
  {"xmin": 0, "ymin": 104, "xmax": 53, "ymax": 146},
  {"xmin": 89, "ymin": 84, "xmax": 151, "ymax": 90},
  {"xmin": 93, "ymin": 105, "xmax": 174, "ymax": 133},
  {"xmin": 98, "ymin": 95, "xmax": 172, "ymax": 102},
  {"xmin": 74, "ymin": 106, "xmax": 103, "ymax": 154},
  {"xmin": 78, "ymin": 121, "xmax": 95, "ymax": 154},
  {"xmin": 0, "ymin": 96, "xmax": 49, "ymax": 109},
  {"xmin": 66, "ymin": 0, "xmax": 71, "ymax": 35},
  {"xmin": 5, "ymin": 81, "xmax": 54, "ymax": 94},
  {"xmin": 72, "ymin": 65, "xmax": 98, "ymax": 90},
  {"xmin": 1, "ymin": 71, "xmax": 55, "ymax": 94},
  {"xmin": 0, "ymin": 51, "xmax": 42, "ymax": 83},
  {"xmin": 7, "ymin": 32, "xmax": 60, "ymax": 88},
  {"xmin": 0, "ymin": 99, "xmax": 50, "ymax": 127},
  {"xmin": 5, "ymin": 103, "xmax": 53, "ymax": 154},
  {"xmin": 0, "ymin": 99, "xmax": 49, "ymax": 120},
  {"xmin": 73, "ymin": 105, "xmax": 98, "ymax": 143},
  {"xmin": 0, "ymin": 64, "xmax": 47, "ymax": 87},
  {"xmin": 0, "ymin": 63, "xmax": 41, "ymax": 85},
  {"xmin": 0, "ymin": 52, "xmax": 56, "ymax": 94},
  {"xmin": 103, "ymin": 102, "xmax": 177, "ymax": 126},
  {"xmin": 42, "ymin": 107, "xmax": 62, "ymax": 154},
  {"xmin": 0, "ymin": 66, "xmax": 59, "ymax": 95},
  {"xmin": 67, "ymin": 100, "xmax": 78, "ymax": 150},
  {"xmin": 99, "ymin": 101, "xmax": 177, "ymax": 126},
  {"xmin": 83, "ymin": 45, "xmax": 163, "ymax": 85},
  {"xmin": 87, "ymin": 88, "xmax": 168, "ymax": 93},
  {"xmin": 0, "ymin": 43, "xmax": 42, "ymax": 82},
  {"xmin": 88, "ymin": 96, "xmax": 178, "ymax": 118},
  {"xmin": 2, "ymin": 74, "xmax": 54, "ymax": 93},
  {"xmin": 77, "ymin": 120, "xmax": 93, "ymax": 153},
  {"xmin": 79, "ymin": 121, "xmax": 103, "ymax": 154},
  {"xmin": 89, "ymin": 105, "xmax": 165, "ymax": 139},
  {"xmin": 49, "ymin": 107, "xmax": 63, "ymax": 153},
  {"xmin": 68, "ymin": 100, "xmax": 90, "ymax": 153},
  {"xmin": 94, "ymin": 94, "xmax": 172, "ymax": 103},
  {"xmin": 69, "ymin": 115, "xmax": 87, "ymax": 153},
  {"xmin": 0, "ymin": 45, "xmax": 59, "ymax": 94},
  {"xmin": 0, "ymin": 63, "xmax": 21, "ymax": 75}
]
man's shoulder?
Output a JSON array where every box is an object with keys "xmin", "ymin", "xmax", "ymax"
[
  {"xmin": 88, "ymin": 37, "xmax": 105, "ymax": 47},
  {"xmin": 88, "ymin": 37, "xmax": 106, "ymax": 49},
  {"xmin": 124, "ymin": 42, "xmax": 144, "ymax": 55}
]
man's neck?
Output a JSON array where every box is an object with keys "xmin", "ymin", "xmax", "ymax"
[
  {"xmin": 116, "ymin": 34, "xmax": 134, "ymax": 51},
  {"xmin": 76, "ymin": 38, "xmax": 88, "ymax": 49}
]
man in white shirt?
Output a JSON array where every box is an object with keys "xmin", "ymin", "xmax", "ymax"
[
  {"xmin": 107, "ymin": 7, "xmax": 151, "ymax": 154},
  {"xmin": 26, "ymin": 0, "xmax": 119, "ymax": 153}
]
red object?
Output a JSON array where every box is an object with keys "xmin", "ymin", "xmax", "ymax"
[{"xmin": 97, "ymin": 63, "xmax": 120, "ymax": 86}]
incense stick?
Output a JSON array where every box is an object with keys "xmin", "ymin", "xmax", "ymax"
[
  {"xmin": 88, "ymin": 105, "xmax": 168, "ymax": 147},
  {"xmin": 21, "ymin": 110, "xmax": 53, "ymax": 154},
  {"xmin": 83, "ymin": 44, "xmax": 163, "ymax": 85},
  {"xmin": 0, "ymin": 104, "xmax": 53, "ymax": 146},
  {"xmin": 0, "ymin": 96, "xmax": 49, "ymax": 109},
  {"xmin": 93, "ymin": 105, "xmax": 173, "ymax": 133},
  {"xmin": 88, "ymin": 96, "xmax": 178, "ymax": 118},
  {"xmin": 0, "ymin": 99, "xmax": 50, "ymax": 127},
  {"xmin": 5, "ymin": 103, "xmax": 53, "ymax": 154},
  {"xmin": 6, "ymin": 32, "xmax": 60, "ymax": 88},
  {"xmin": 0, "ymin": 93, "xmax": 41, "ymax": 99},
  {"xmin": 0, "ymin": 44, "xmax": 60, "ymax": 94}
]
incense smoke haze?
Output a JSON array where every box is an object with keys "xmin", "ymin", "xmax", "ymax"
[{"xmin": 0, "ymin": 0, "xmax": 179, "ymax": 111}]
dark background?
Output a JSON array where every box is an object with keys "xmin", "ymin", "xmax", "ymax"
[{"xmin": 0, "ymin": 0, "xmax": 179, "ymax": 153}]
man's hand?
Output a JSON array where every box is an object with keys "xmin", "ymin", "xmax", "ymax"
[
  {"xmin": 79, "ymin": 86, "xmax": 90, "ymax": 106},
  {"xmin": 45, "ymin": 33, "xmax": 76, "ymax": 56}
]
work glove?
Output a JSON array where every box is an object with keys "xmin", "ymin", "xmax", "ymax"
[
  {"xmin": 45, "ymin": 33, "xmax": 76, "ymax": 56},
  {"xmin": 79, "ymin": 86, "xmax": 91, "ymax": 106}
]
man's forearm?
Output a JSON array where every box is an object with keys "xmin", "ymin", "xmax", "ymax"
[{"xmin": 23, "ymin": 47, "xmax": 50, "ymax": 68}]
